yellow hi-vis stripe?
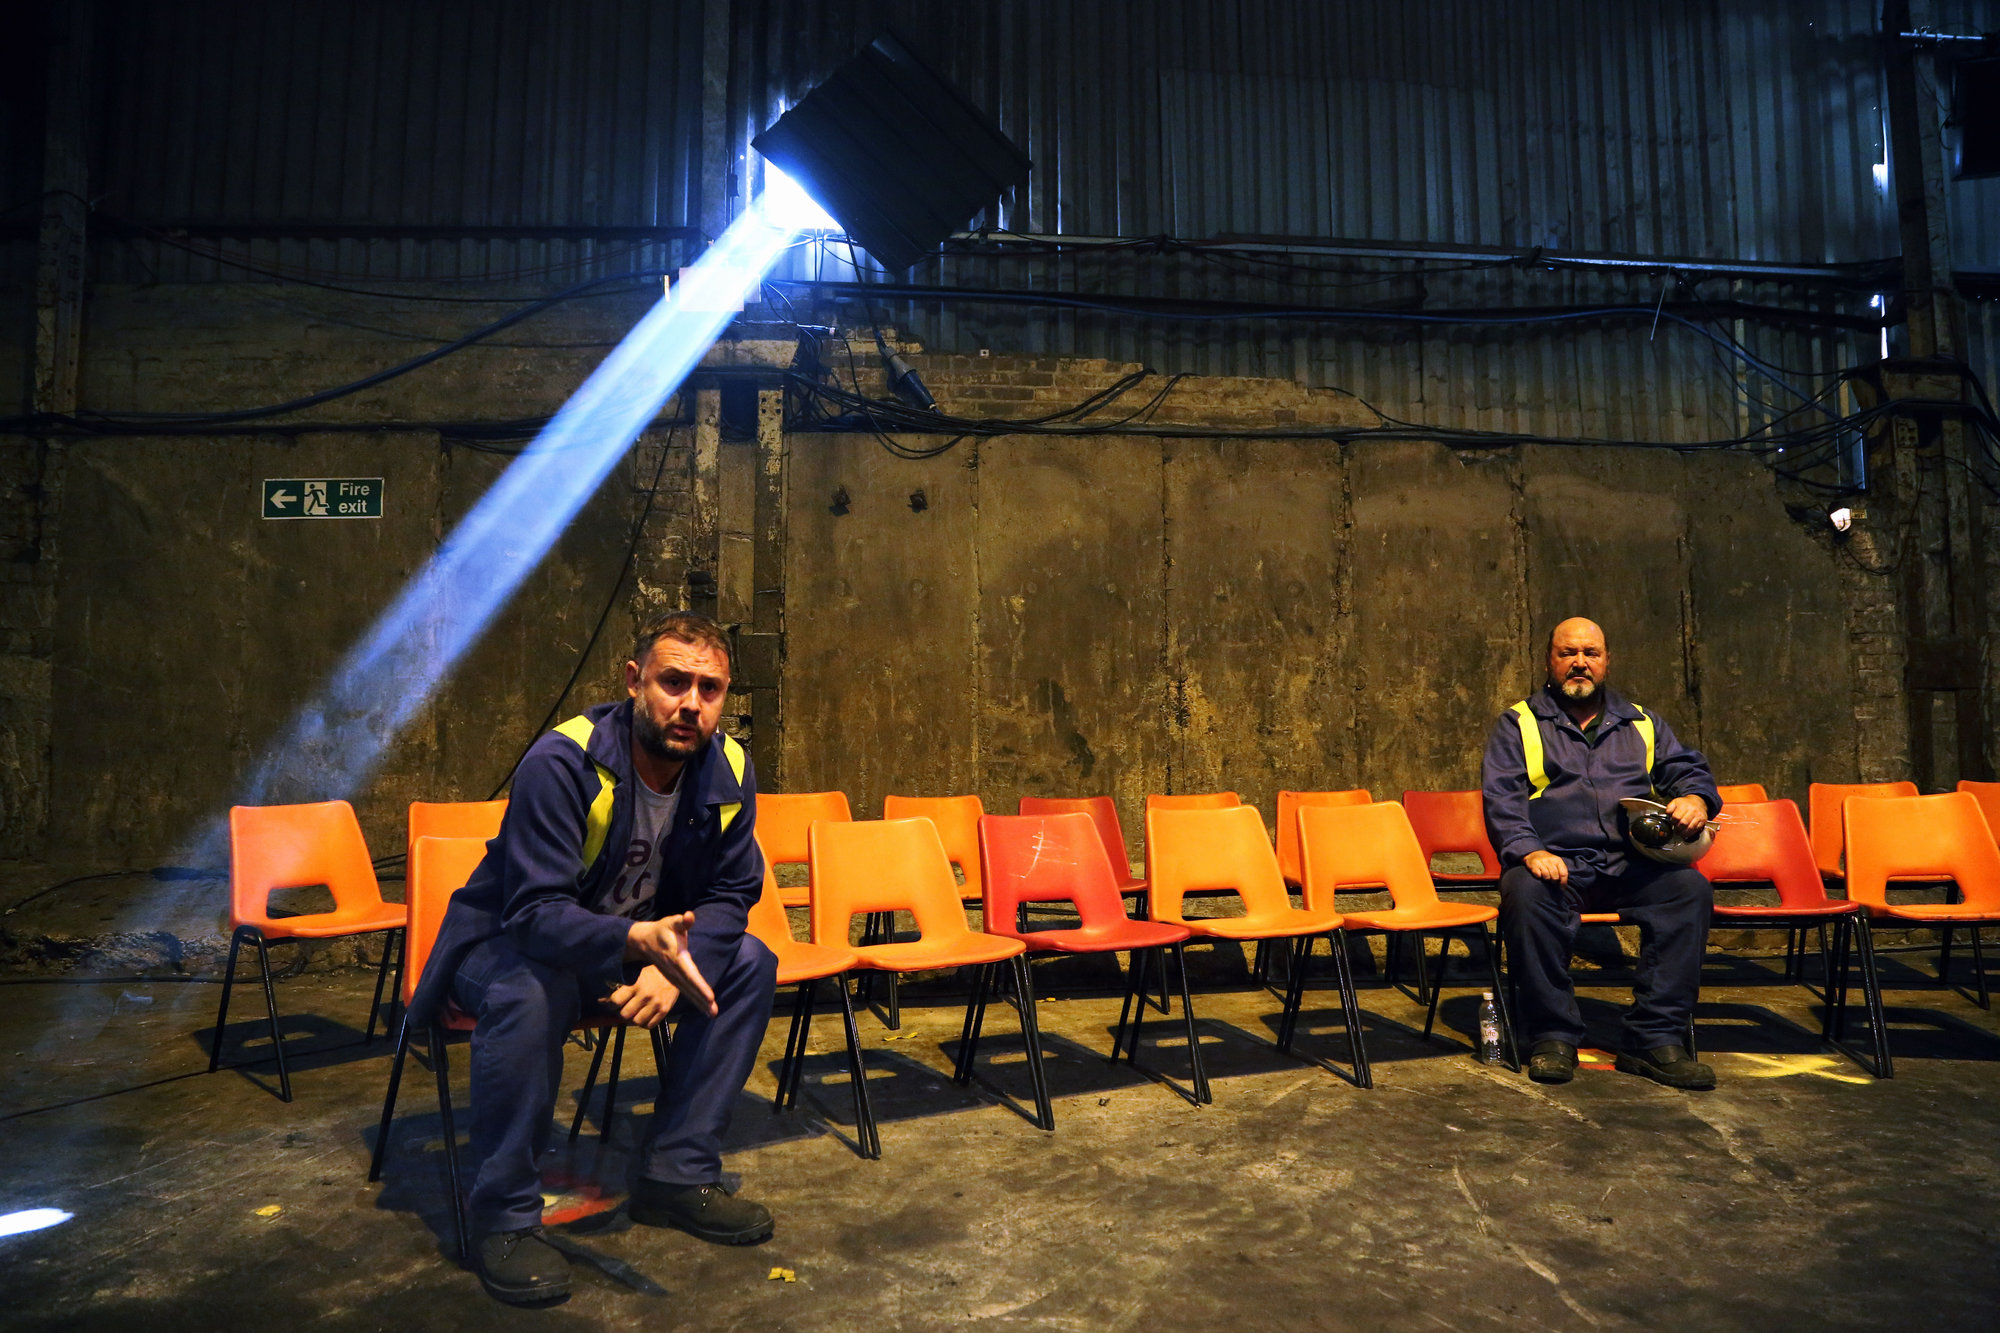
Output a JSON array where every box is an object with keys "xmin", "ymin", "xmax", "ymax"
[
  {"xmin": 553, "ymin": 715, "xmax": 617, "ymax": 870},
  {"xmin": 1510, "ymin": 701, "xmax": 1550, "ymax": 800},
  {"xmin": 1512, "ymin": 700, "xmax": 1659, "ymax": 802},
  {"xmin": 719, "ymin": 734, "xmax": 747, "ymax": 834}
]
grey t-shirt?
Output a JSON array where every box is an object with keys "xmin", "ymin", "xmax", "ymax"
[{"xmin": 596, "ymin": 769, "xmax": 681, "ymax": 920}]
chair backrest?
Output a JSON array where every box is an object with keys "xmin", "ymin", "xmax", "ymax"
[
  {"xmin": 1808, "ymin": 781, "xmax": 1920, "ymax": 878},
  {"xmin": 1275, "ymin": 789, "xmax": 1374, "ymax": 886},
  {"xmin": 980, "ymin": 812, "xmax": 1133, "ymax": 932},
  {"xmin": 1694, "ymin": 799, "xmax": 1828, "ymax": 908},
  {"xmin": 756, "ymin": 791, "xmax": 853, "ymax": 865},
  {"xmin": 1145, "ymin": 792, "xmax": 1241, "ymax": 812},
  {"xmin": 1144, "ymin": 805, "xmax": 1292, "ymax": 924},
  {"xmin": 1843, "ymin": 792, "xmax": 2000, "ymax": 910},
  {"xmin": 404, "ymin": 835, "xmax": 490, "ymax": 1003},
  {"xmin": 228, "ymin": 800, "xmax": 384, "ymax": 927},
  {"xmin": 1714, "ymin": 783, "xmax": 1769, "ymax": 804},
  {"xmin": 810, "ymin": 818, "xmax": 982, "ymax": 946},
  {"xmin": 1296, "ymin": 802, "xmax": 1439, "ymax": 913},
  {"xmin": 1959, "ymin": 781, "xmax": 2000, "ymax": 847},
  {"xmin": 881, "ymin": 795, "xmax": 986, "ymax": 900},
  {"xmin": 1399, "ymin": 789, "xmax": 1502, "ymax": 878},
  {"xmin": 747, "ymin": 855, "xmax": 799, "ymax": 950},
  {"xmin": 1018, "ymin": 795, "xmax": 1142, "ymax": 887},
  {"xmin": 755, "ymin": 791, "xmax": 853, "ymax": 907},
  {"xmin": 406, "ymin": 799, "xmax": 507, "ymax": 872}
]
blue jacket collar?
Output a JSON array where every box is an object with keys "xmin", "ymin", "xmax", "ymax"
[{"xmin": 582, "ymin": 699, "xmax": 743, "ymax": 806}]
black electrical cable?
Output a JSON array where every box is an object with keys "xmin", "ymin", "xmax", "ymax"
[{"xmin": 484, "ymin": 421, "xmax": 680, "ymax": 800}]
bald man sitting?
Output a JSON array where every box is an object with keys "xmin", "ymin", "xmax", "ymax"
[{"xmin": 1480, "ymin": 618, "xmax": 1721, "ymax": 1089}]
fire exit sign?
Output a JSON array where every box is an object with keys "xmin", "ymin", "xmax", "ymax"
[{"xmin": 262, "ymin": 478, "xmax": 383, "ymax": 519}]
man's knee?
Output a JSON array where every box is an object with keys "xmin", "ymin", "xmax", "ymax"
[
  {"xmin": 1644, "ymin": 866, "xmax": 1715, "ymax": 918},
  {"xmin": 1500, "ymin": 866, "xmax": 1572, "ymax": 920}
]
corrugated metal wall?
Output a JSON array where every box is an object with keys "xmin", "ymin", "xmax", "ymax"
[{"xmin": 42, "ymin": 0, "xmax": 2000, "ymax": 441}]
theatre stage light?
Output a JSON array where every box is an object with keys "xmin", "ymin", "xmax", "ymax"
[{"xmin": 753, "ymin": 30, "xmax": 1031, "ymax": 272}]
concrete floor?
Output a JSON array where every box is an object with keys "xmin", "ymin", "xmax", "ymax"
[{"xmin": 4, "ymin": 945, "xmax": 1999, "ymax": 1332}]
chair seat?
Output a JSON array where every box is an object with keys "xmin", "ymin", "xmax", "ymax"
[
  {"xmin": 1173, "ymin": 905, "xmax": 1346, "ymax": 940},
  {"xmin": 244, "ymin": 903, "xmax": 408, "ymax": 939},
  {"xmin": 1338, "ymin": 902, "xmax": 1498, "ymax": 932},
  {"xmin": 853, "ymin": 932, "xmax": 1026, "ymax": 972},
  {"xmin": 1712, "ymin": 900, "xmax": 1859, "ymax": 920},
  {"xmin": 773, "ymin": 938, "xmax": 861, "ymax": 985},
  {"xmin": 1865, "ymin": 902, "xmax": 2000, "ymax": 922},
  {"xmin": 1431, "ymin": 872, "xmax": 1499, "ymax": 885},
  {"xmin": 997, "ymin": 919, "xmax": 1192, "ymax": 954}
]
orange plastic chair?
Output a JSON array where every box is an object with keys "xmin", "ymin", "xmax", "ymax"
[
  {"xmin": 1959, "ymin": 781, "xmax": 2000, "ymax": 847},
  {"xmin": 1400, "ymin": 790, "xmax": 1503, "ymax": 887},
  {"xmin": 882, "ymin": 795, "xmax": 986, "ymax": 902},
  {"xmin": 369, "ymin": 835, "xmax": 669, "ymax": 1258},
  {"xmin": 1845, "ymin": 792, "xmax": 2000, "ymax": 1011},
  {"xmin": 756, "ymin": 791, "xmax": 853, "ymax": 908},
  {"xmin": 1018, "ymin": 796, "xmax": 1146, "ymax": 894},
  {"xmin": 406, "ymin": 799, "xmax": 507, "ymax": 868},
  {"xmin": 1297, "ymin": 803, "xmax": 1514, "ymax": 1064},
  {"xmin": 810, "ymin": 818, "xmax": 1051, "ymax": 1131},
  {"xmin": 1146, "ymin": 792, "xmax": 1241, "ymax": 811},
  {"xmin": 1145, "ymin": 805, "xmax": 1367, "ymax": 1083},
  {"xmin": 210, "ymin": 801, "xmax": 407, "ymax": 1102},
  {"xmin": 1715, "ymin": 783, "xmax": 1770, "ymax": 804},
  {"xmin": 748, "ymin": 858, "xmax": 876, "ymax": 1156},
  {"xmin": 1697, "ymin": 800, "xmax": 1890, "ymax": 1076},
  {"xmin": 1275, "ymin": 790, "xmax": 1374, "ymax": 890},
  {"xmin": 1809, "ymin": 781, "xmax": 1919, "ymax": 883},
  {"xmin": 982, "ymin": 813, "xmax": 1209, "ymax": 1104}
]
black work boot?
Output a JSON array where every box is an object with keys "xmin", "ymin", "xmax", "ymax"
[
  {"xmin": 1527, "ymin": 1039, "xmax": 1578, "ymax": 1084},
  {"xmin": 475, "ymin": 1226, "xmax": 570, "ymax": 1306},
  {"xmin": 628, "ymin": 1178, "xmax": 774, "ymax": 1244},
  {"xmin": 1616, "ymin": 1043, "xmax": 1716, "ymax": 1090}
]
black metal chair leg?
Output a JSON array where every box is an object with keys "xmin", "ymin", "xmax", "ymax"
[
  {"xmin": 252, "ymin": 932, "xmax": 292, "ymax": 1103},
  {"xmin": 1855, "ymin": 916, "xmax": 1893, "ymax": 1078},
  {"xmin": 1111, "ymin": 949, "xmax": 1146, "ymax": 1063},
  {"xmin": 567, "ymin": 1027, "xmax": 611, "ymax": 1142},
  {"xmin": 954, "ymin": 964, "xmax": 992, "ymax": 1084},
  {"xmin": 1938, "ymin": 925, "xmax": 1954, "ymax": 984},
  {"xmin": 1171, "ymin": 944, "xmax": 1212, "ymax": 1104},
  {"xmin": 365, "ymin": 928, "xmax": 399, "ymax": 1042},
  {"xmin": 775, "ymin": 979, "xmax": 814, "ymax": 1112},
  {"xmin": 369, "ymin": 1016, "xmax": 415, "ymax": 1182},
  {"xmin": 1422, "ymin": 934, "xmax": 1451, "ymax": 1041},
  {"xmin": 1413, "ymin": 931, "xmax": 1432, "ymax": 1005},
  {"xmin": 1118, "ymin": 948, "xmax": 1151, "ymax": 1065},
  {"xmin": 833, "ymin": 978, "xmax": 879, "ymax": 1158},
  {"xmin": 1010, "ymin": 954, "xmax": 1054, "ymax": 1130},
  {"xmin": 428, "ymin": 1024, "xmax": 469, "ymax": 1263},
  {"xmin": 599, "ymin": 1025, "xmax": 627, "ymax": 1144},
  {"xmin": 1331, "ymin": 931, "xmax": 1372, "ymax": 1088},
  {"xmin": 1277, "ymin": 936, "xmax": 1311, "ymax": 1053},
  {"xmin": 783, "ymin": 980, "xmax": 817, "ymax": 1110},
  {"xmin": 209, "ymin": 926, "xmax": 248, "ymax": 1072},
  {"xmin": 1831, "ymin": 914, "xmax": 1856, "ymax": 1042},
  {"xmin": 1971, "ymin": 927, "xmax": 1989, "ymax": 1009}
]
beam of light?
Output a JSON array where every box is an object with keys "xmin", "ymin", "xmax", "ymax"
[
  {"xmin": 0, "ymin": 1208, "xmax": 73, "ymax": 1238},
  {"xmin": 193, "ymin": 199, "xmax": 797, "ymax": 860}
]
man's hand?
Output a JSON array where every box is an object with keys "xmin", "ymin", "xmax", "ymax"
[
  {"xmin": 1664, "ymin": 794, "xmax": 1710, "ymax": 838},
  {"xmin": 1524, "ymin": 849, "xmax": 1569, "ymax": 885},
  {"xmin": 609, "ymin": 965, "xmax": 680, "ymax": 1029},
  {"xmin": 623, "ymin": 912, "xmax": 718, "ymax": 1017}
]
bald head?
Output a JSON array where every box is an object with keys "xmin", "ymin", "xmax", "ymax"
[{"xmin": 1546, "ymin": 617, "xmax": 1609, "ymax": 710}]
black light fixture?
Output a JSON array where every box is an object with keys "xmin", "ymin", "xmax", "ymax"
[{"xmin": 752, "ymin": 30, "xmax": 1032, "ymax": 272}]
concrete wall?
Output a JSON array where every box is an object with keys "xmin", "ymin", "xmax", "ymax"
[
  {"xmin": 1, "ymin": 289, "xmax": 1877, "ymax": 883},
  {"xmin": 781, "ymin": 363, "xmax": 1863, "ymax": 866}
]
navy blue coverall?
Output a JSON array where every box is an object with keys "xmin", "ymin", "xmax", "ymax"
[
  {"xmin": 409, "ymin": 700, "xmax": 776, "ymax": 1237},
  {"xmin": 1481, "ymin": 685, "xmax": 1720, "ymax": 1051}
]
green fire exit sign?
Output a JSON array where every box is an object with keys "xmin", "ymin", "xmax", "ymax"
[{"xmin": 262, "ymin": 478, "xmax": 383, "ymax": 519}]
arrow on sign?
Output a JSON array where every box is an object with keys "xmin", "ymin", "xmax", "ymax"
[{"xmin": 269, "ymin": 488, "xmax": 297, "ymax": 510}]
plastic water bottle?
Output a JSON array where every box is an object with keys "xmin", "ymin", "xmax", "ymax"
[{"xmin": 1478, "ymin": 992, "xmax": 1502, "ymax": 1063}]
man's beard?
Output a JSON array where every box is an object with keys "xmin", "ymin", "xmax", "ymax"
[
  {"xmin": 633, "ymin": 707, "xmax": 703, "ymax": 761},
  {"xmin": 1558, "ymin": 675, "xmax": 1601, "ymax": 703}
]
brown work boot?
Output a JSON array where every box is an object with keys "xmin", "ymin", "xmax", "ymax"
[
  {"xmin": 1615, "ymin": 1043, "xmax": 1716, "ymax": 1090},
  {"xmin": 1527, "ymin": 1039, "xmax": 1578, "ymax": 1084},
  {"xmin": 628, "ymin": 1179, "xmax": 774, "ymax": 1244}
]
